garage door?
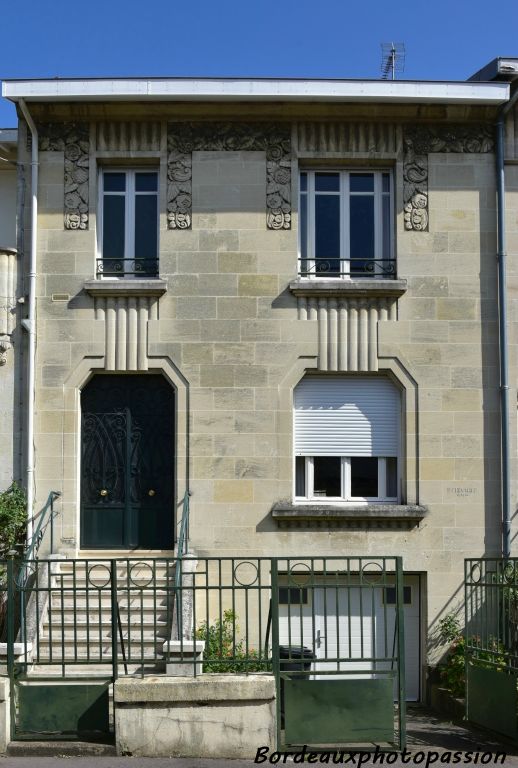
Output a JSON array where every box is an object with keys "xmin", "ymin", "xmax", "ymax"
[{"xmin": 278, "ymin": 575, "xmax": 420, "ymax": 701}]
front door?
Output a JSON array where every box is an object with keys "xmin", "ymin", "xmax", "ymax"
[{"xmin": 80, "ymin": 374, "xmax": 175, "ymax": 549}]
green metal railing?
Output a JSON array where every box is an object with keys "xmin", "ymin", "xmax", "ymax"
[
  {"xmin": 4, "ymin": 554, "xmax": 406, "ymax": 748},
  {"xmin": 465, "ymin": 558, "xmax": 518, "ymax": 740},
  {"xmin": 24, "ymin": 491, "xmax": 61, "ymax": 563},
  {"xmin": 171, "ymin": 490, "xmax": 190, "ymax": 644}
]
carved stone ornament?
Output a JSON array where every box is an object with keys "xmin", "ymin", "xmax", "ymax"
[
  {"xmin": 0, "ymin": 339, "xmax": 11, "ymax": 366},
  {"xmin": 36, "ymin": 123, "xmax": 90, "ymax": 230},
  {"xmin": 167, "ymin": 122, "xmax": 291, "ymax": 230},
  {"xmin": 403, "ymin": 125, "xmax": 494, "ymax": 232}
]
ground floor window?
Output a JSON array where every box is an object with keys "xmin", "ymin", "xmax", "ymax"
[{"xmin": 293, "ymin": 375, "xmax": 401, "ymax": 504}]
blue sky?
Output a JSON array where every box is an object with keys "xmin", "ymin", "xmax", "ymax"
[{"xmin": 1, "ymin": 0, "xmax": 517, "ymax": 127}]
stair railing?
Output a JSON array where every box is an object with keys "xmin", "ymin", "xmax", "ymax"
[
  {"xmin": 172, "ymin": 490, "xmax": 191, "ymax": 644},
  {"xmin": 17, "ymin": 490, "xmax": 61, "ymax": 645}
]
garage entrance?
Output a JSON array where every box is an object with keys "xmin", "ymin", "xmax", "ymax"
[{"xmin": 273, "ymin": 556, "xmax": 407, "ymax": 750}]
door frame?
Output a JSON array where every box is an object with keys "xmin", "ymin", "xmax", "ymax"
[{"xmin": 64, "ymin": 357, "xmax": 189, "ymax": 557}]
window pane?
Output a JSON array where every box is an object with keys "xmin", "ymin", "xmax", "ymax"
[
  {"xmin": 386, "ymin": 457, "xmax": 398, "ymax": 497},
  {"xmin": 382, "ymin": 195, "xmax": 391, "ymax": 262},
  {"xmin": 350, "ymin": 173, "xmax": 374, "ymax": 193},
  {"xmin": 313, "ymin": 456, "xmax": 341, "ymax": 497},
  {"xmin": 350, "ymin": 457, "xmax": 378, "ymax": 497},
  {"xmin": 300, "ymin": 173, "xmax": 307, "ymax": 192},
  {"xmin": 315, "ymin": 194, "xmax": 340, "ymax": 274},
  {"xmin": 385, "ymin": 586, "xmax": 411, "ymax": 605},
  {"xmin": 134, "ymin": 195, "xmax": 158, "ymax": 270},
  {"xmin": 103, "ymin": 195, "xmax": 125, "ymax": 262},
  {"xmin": 350, "ymin": 196, "xmax": 374, "ymax": 274},
  {"xmin": 299, "ymin": 194, "xmax": 308, "ymax": 275},
  {"xmin": 104, "ymin": 173, "xmax": 126, "ymax": 192},
  {"xmin": 315, "ymin": 172, "xmax": 339, "ymax": 192},
  {"xmin": 279, "ymin": 587, "xmax": 308, "ymax": 605},
  {"xmin": 295, "ymin": 456, "xmax": 306, "ymax": 497},
  {"xmin": 136, "ymin": 172, "xmax": 158, "ymax": 192},
  {"xmin": 382, "ymin": 173, "xmax": 390, "ymax": 194}
]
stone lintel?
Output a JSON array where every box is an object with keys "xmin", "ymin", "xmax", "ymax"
[
  {"xmin": 289, "ymin": 278, "xmax": 407, "ymax": 298},
  {"xmin": 114, "ymin": 674, "xmax": 275, "ymax": 704},
  {"xmin": 84, "ymin": 279, "xmax": 168, "ymax": 297}
]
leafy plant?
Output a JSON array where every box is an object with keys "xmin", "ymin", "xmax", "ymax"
[
  {"xmin": 195, "ymin": 609, "xmax": 270, "ymax": 673},
  {"xmin": 438, "ymin": 614, "xmax": 465, "ymax": 697},
  {"xmin": 0, "ymin": 482, "xmax": 26, "ymax": 558},
  {"xmin": 438, "ymin": 612, "xmax": 507, "ymax": 698}
]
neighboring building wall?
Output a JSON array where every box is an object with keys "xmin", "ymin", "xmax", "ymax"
[
  {"xmin": 15, "ymin": 102, "xmax": 514, "ymax": 673},
  {"xmin": 0, "ymin": 131, "xmax": 19, "ymax": 490}
]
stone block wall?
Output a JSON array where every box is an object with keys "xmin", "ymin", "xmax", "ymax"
[{"xmin": 11, "ymin": 105, "xmax": 516, "ymax": 671}]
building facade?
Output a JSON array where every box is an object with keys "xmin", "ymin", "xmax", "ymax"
[{"xmin": 2, "ymin": 62, "xmax": 518, "ymax": 699}]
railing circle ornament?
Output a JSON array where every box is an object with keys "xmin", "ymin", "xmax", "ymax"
[
  {"xmin": 129, "ymin": 562, "xmax": 154, "ymax": 588},
  {"xmin": 470, "ymin": 563, "xmax": 482, "ymax": 584},
  {"xmin": 87, "ymin": 563, "xmax": 111, "ymax": 589},
  {"xmin": 288, "ymin": 562, "xmax": 312, "ymax": 587},
  {"xmin": 233, "ymin": 561, "xmax": 259, "ymax": 587},
  {"xmin": 361, "ymin": 561, "xmax": 384, "ymax": 584}
]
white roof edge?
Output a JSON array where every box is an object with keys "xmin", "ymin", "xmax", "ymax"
[{"xmin": 1, "ymin": 78, "xmax": 510, "ymax": 104}]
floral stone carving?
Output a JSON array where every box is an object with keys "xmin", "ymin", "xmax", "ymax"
[
  {"xmin": 167, "ymin": 122, "xmax": 291, "ymax": 230},
  {"xmin": 403, "ymin": 125, "xmax": 494, "ymax": 232},
  {"xmin": 37, "ymin": 123, "xmax": 90, "ymax": 230}
]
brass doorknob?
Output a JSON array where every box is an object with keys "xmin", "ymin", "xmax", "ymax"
[
  {"xmin": 99, "ymin": 489, "xmax": 108, "ymax": 497},
  {"xmin": 148, "ymin": 489, "xmax": 156, "ymax": 497}
]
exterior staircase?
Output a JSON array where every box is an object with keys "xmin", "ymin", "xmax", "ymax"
[{"xmin": 29, "ymin": 557, "xmax": 178, "ymax": 676}]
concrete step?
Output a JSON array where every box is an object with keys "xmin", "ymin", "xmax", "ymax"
[
  {"xmin": 50, "ymin": 595, "xmax": 171, "ymax": 608},
  {"xmin": 7, "ymin": 740, "xmax": 116, "ymax": 757},
  {"xmin": 27, "ymin": 664, "xmax": 162, "ymax": 677},
  {"xmin": 40, "ymin": 628, "xmax": 168, "ymax": 642}
]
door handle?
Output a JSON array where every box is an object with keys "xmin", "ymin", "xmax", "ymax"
[
  {"xmin": 148, "ymin": 489, "xmax": 156, "ymax": 497},
  {"xmin": 99, "ymin": 489, "xmax": 109, "ymax": 497},
  {"xmin": 316, "ymin": 629, "xmax": 325, "ymax": 648}
]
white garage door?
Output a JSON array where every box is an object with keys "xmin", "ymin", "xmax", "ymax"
[{"xmin": 278, "ymin": 575, "xmax": 420, "ymax": 701}]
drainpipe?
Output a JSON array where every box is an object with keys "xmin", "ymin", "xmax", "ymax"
[
  {"xmin": 496, "ymin": 85, "xmax": 518, "ymax": 559},
  {"xmin": 18, "ymin": 99, "xmax": 38, "ymax": 543}
]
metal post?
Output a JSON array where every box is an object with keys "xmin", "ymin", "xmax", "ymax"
[
  {"xmin": 110, "ymin": 560, "xmax": 118, "ymax": 680},
  {"xmin": 271, "ymin": 559, "xmax": 281, "ymax": 750},
  {"xmin": 395, "ymin": 557, "xmax": 406, "ymax": 750},
  {"xmin": 50, "ymin": 494, "xmax": 54, "ymax": 555},
  {"xmin": 7, "ymin": 552, "xmax": 16, "ymax": 740}
]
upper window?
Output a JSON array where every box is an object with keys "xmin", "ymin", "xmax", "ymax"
[
  {"xmin": 299, "ymin": 170, "xmax": 394, "ymax": 280},
  {"xmin": 293, "ymin": 376, "xmax": 401, "ymax": 503},
  {"xmin": 98, "ymin": 169, "xmax": 159, "ymax": 278}
]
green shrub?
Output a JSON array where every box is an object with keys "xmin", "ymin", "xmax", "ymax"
[
  {"xmin": 195, "ymin": 609, "xmax": 270, "ymax": 673},
  {"xmin": 438, "ymin": 612, "xmax": 507, "ymax": 698},
  {"xmin": 0, "ymin": 483, "xmax": 26, "ymax": 559}
]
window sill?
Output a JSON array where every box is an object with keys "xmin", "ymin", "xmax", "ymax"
[
  {"xmin": 84, "ymin": 278, "xmax": 167, "ymax": 297},
  {"xmin": 289, "ymin": 277, "xmax": 407, "ymax": 298},
  {"xmin": 271, "ymin": 501, "xmax": 428, "ymax": 530}
]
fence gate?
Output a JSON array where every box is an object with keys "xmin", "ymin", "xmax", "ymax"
[
  {"xmin": 271, "ymin": 557, "xmax": 406, "ymax": 751},
  {"xmin": 465, "ymin": 558, "xmax": 518, "ymax": 741},
  {"xmin": 4, "ymin": 557, "xmax": 119, "ymax": 741}
]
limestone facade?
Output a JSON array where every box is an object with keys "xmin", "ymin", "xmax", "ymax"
[{"xmin": 3, "ymin": 87, "xmax": 518, "ymax": 684}]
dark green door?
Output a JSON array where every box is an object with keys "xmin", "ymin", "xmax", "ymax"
[{"xmin": 80, "ymin": 375, "xmax": 175, "ymax": 549}]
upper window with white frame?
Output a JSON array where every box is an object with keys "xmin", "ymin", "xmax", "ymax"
[
  {"xmin": 98, "ymin": 169, "xmax": 159, "ymax": 278},
  {"xmin": 299, "ymin": 170, "xmax": 394, "ymax": 280},
  {"xmin": 293, "ymin": 376, "xmax": 401, "ymax": 504}
]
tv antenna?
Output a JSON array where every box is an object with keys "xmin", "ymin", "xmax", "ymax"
[{"xmin": 381, "ymin": 42, "xmax": 405, "ymax": 80}]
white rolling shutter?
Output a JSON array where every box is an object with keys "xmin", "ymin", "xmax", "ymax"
[{"xmin": 294, "ymin": 376, "xmax": 400, "ymax": 456}]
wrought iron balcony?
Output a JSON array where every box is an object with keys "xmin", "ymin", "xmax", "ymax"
[
  {"xmin": 298, "ymin": 257, "xmax": 397, "ymax": 280},
  {"xmin": 96, "ymin": 258, "xmax": 159, "ymax": 278}
]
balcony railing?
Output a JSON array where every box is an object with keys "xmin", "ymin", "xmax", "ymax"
[
  {"xmin": 96, "ymin": 258, "xmax": 159, "ymax": 278},
  {"xmin": 298, "ymin": 257, "xmax": 396, "ymax": 279}
]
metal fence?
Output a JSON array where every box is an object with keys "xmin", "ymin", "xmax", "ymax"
[
  {"xmin": 465, "ymin": 557, "xmax": 518, "ymax": 740},
  {"xmin": 4, "ymin": 555, "xmax": 406, "ymax": 748}
]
